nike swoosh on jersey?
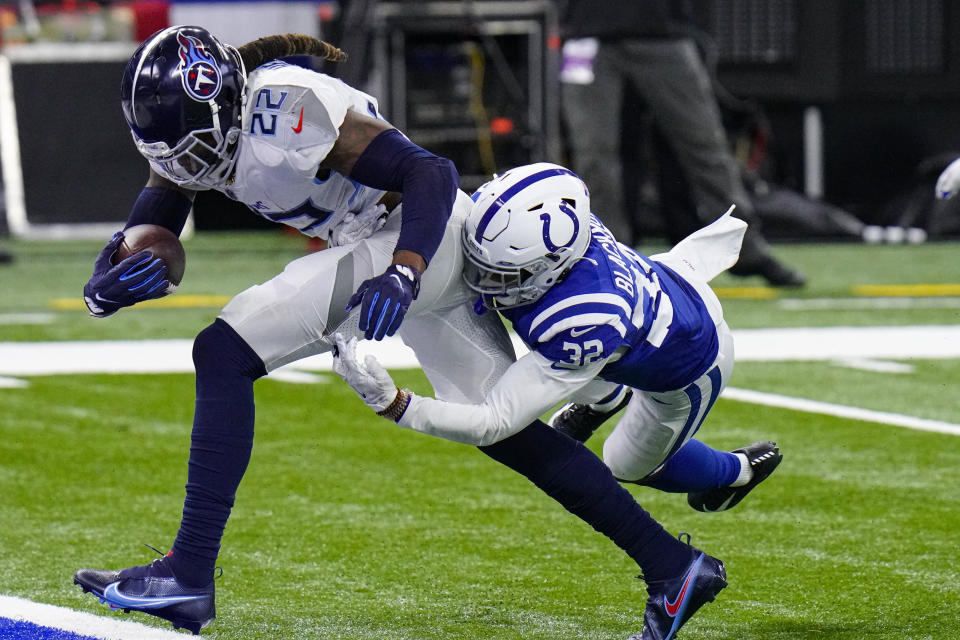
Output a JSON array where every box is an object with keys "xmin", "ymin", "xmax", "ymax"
[
  {"xmin": 569, "ymin": 325, "xmax": 596, "ymax": 337},
  {"xmin": 291, "ymin": 107, "xmax": 304, "ymax": 133},
  {"xmin": 102, "ymin": 583, "xmax": 207, "ymax": 610},
  {"xmin": 664, "ymin": 554, "xmax": 703, "ymax": 617}
]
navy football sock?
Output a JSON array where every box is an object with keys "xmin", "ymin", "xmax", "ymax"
[
  {"xmin": 169, "ymin": 319, "xmax": 266, "ymax": 587},
  {"xmin": 479, "ymin": 421, "xmax": 694, "ymax": 583},
  {"xmin": 641, "ymin": 438, "xmax": 740, "ymax": 493}
]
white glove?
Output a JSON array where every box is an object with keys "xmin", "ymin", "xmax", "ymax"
[
  {"xmin": 332, "ymin": 333, "xmax": 406, "ymax": 417},
  {"xmin": 935, "ymin": 157, "xmax": 960, "ymax": 199}
]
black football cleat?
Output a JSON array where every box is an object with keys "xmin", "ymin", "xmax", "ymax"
[
  {"xmin": 74, "ymin": 553, "xmax": 214, "ymax": 634},
  {"xmin": 549, "ymin": 390, "xmax": 633, "ymax": 443},
  {"xmin": 687, "ymin": 441, "xmax": 783, "ymax": 512},
  {"xmin": 628, "ymin": 543, "xmax": 727, "ymax": 640}
]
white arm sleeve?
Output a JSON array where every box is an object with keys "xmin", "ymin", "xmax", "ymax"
[{"xmin": 397, "ymin": 350, "xmax": 607, "ymax": 446}]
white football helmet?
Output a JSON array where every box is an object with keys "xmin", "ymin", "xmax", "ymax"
[{"xmin": 462, "ymin": 163, "xmax": 592, "ymax": 310}]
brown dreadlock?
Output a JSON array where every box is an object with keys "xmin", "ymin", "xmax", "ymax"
[{"xmin": 237, "ymin": 34, "xmax": 347, "ymax": 72}]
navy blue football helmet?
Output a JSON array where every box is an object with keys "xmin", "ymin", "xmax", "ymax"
[{"xmin": 121, "ymin": 26, "xmax": 247, "ymax": 189}]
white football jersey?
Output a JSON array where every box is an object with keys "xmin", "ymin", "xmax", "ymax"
[{"xmin": 220, "ymin": 61, "xmax": 390, "ymax": 242}]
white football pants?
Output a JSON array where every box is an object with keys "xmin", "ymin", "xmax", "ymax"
[{"xmin": 219, "ymin": 190, "xmax": 516, "ymax": 404}]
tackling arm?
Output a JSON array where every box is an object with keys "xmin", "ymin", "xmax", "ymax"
[
  {"xmin": 332, "ymin": 333, "xmax": 606, "ymax": 446},
  {"xmin": 400, "ymin": 352, "xmax": 605, "ymax": 446}
]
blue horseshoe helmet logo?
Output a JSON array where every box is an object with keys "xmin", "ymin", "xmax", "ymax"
[{"xmin": 540, "ymin": 199, "xmax": 579, "ymax": 252}]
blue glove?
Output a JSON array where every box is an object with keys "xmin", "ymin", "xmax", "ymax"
[
  {"xmin": 347, "ymin": 264, "xmax": 421, "ymax": 340},
  {"xmin": 83, "ymin": 232, "xmax": 172, "ymax": 318}
]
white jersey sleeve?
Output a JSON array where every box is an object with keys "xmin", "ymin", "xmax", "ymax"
[
  {"xmin": 223, "ymin": 62, "xmax": 389, "ymax": 239},
  {"xmin": 242, "ymin": 63, "xmax": 366, "ymax": 172},
  {"xmin": 397, "ymin": 350, "xmax": 606, "ymax": 446}
]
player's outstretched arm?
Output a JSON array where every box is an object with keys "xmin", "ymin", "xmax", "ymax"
[
  {"xmin": 936, "ymin": 157, "xmax": 960, "ymax": 199},
  {"xmin": 82, "ymin": 170, "xmax": 195, "ymax": 317},
  {"xmin": 332, "ymin": 333, "xmax": 603, "ymax": 446},
  {"xmin": 323, "ymin": 111, "xmax": 459, "ymax": 340}
]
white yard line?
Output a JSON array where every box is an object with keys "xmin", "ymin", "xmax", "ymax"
[
  {"xmin": 0, "ymin": 594, "xmax": 186, "ymax": 640},
  {"xmin": 722, "ymin": 387, "xmax": 960, "ymax": 436},
  {"xmin": 0, "ymin": 326, "xmax": 957, "ymax": 433},
  {"xmin": 3, "ymin": 325, "xmax": 959, "ymax": 375}
]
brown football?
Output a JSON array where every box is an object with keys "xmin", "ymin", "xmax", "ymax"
[{"xmin": 112, "ymin": 224, "xmax": 186, "ymax": 285}]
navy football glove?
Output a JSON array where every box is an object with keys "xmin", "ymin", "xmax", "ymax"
[
  {"xmin": 347, "ymin": 264, "xmax": 421, "ymax": 341},
  {"xmin": 83, "ymin": 232, "xmax": 172, "ymax": 318}
]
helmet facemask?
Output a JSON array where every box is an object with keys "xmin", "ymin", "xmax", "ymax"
[
  {"xmin": 138, "ymin": 122, "xmax": 241, "ymax": 190},
  {"xmin": 462, "ymin": 248, "xmax": 546, "ymax": 310},
  {"xmin": 122, "ymin": 27, "xmax": 247, "ymax": 190}
]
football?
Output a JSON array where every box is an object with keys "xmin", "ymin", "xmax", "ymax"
[{"xmin": 112, "ymin": 224, "xmax": 186, "ymax": 285}]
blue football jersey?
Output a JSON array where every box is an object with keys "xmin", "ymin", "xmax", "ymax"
[{"xmin": 502, "ymin": 216, "xmax": 719, "ymax": 392}]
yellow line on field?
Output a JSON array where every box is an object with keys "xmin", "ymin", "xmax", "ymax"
[
  {"xmin": 48, "ymin": 295, "xmax": 231, "ymax": 311},
  {"xmin": 713, "ymin": 286, "xmax": 779, "ymax": 300},
  {"xmin": 44, "ymin": 283, "xmax": 960, "ymax": 311},
  {"xmin": 851, "ymin": 284, "xmax": 960, "ymax": 297}
]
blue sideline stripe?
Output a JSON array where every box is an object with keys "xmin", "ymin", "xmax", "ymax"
[{"xmin": 0, "ymin": 617, "xmax": 100, "ymax": 640}]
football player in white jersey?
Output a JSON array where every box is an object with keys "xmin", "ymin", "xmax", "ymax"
[
  {"xmin": 74, "ymin": 28, "xmax": 741, "ymax": 637},
  {"xmin": 334, "ymin": 163, "xmax": 784, "ymax": 640}
]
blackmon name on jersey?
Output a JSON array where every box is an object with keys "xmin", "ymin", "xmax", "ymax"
[{"xmin": 503, "ymin": 217, "xmax": 719, "ymax": 392}]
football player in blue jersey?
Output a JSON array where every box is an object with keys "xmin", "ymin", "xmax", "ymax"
[
  {"xmin": 334, "ymin": 162, "xmax": 783, "ymax": 640},
  {"xmin": 73, "ymin": 29, "xmax": 760, "ymax": 638}
]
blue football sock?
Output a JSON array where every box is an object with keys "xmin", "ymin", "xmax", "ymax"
[
  {"xmin": 480, "ymin": 421, "xmax": 695, "ymax": 583},
  {"xmin": 169, "ymin": 319, "xmax": 266, "ymax": 587},
  {"xmin": 641, "ymin": 438, "xmax": 740, "ymax": 493}
]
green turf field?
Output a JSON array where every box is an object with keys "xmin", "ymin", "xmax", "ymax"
[{"xmin": 1, "ymin": 232, "xmax": 959, "ymax": 639}]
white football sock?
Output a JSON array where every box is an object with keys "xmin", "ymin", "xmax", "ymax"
[{"xmin": 730, "ymin": 453, "xmax": 752, "ymax": 487}]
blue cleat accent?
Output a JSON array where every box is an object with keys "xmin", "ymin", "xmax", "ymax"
[
  {"xmin": 628, "ymin": 540, "xmax": 727, "ymax": 640},
  {"xmin": 73, "ymin": 553, "xmax": 214, "ymax": 635}
]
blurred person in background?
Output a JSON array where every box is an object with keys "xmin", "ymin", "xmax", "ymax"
[{"xmin": 560, "ymin": 0, "xmax": 806, "ymax": 287}]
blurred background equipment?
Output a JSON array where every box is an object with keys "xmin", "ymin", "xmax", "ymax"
[
  {"xmin": 1, "ymin": 0, "xmax": 960, "ymax": 240},
  {"xmin": 697, "ymin": 0, "xmax": 960, "ymax": 240},
  {"xmin": 368, "ymin": 0, "xmax": 560, "ymax": 192}
]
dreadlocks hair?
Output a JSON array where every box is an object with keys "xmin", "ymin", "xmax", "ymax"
[{"xmin": 237, "ymin": 34, "xmax": 347, "ymax": 72}]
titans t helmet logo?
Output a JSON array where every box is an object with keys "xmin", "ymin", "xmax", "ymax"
[{"xmin": 177, "ymin": 32, "xmax": 222, "ymax": 102}]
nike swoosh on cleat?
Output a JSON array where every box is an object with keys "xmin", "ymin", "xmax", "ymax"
[
  {"xmin": 664, "ymin": 554, "xmax": 704, "ymax": 617},
  {"xmin": 291, "ymin": 107, "xmax": 304, "ymax": 133},
  {"xmin": 704, "ymin": 494, "xmax": 737, "ymax": 512},
  {"xmin": 102, "ymin": 583, "xmax": 206, "ymax": 610}
]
